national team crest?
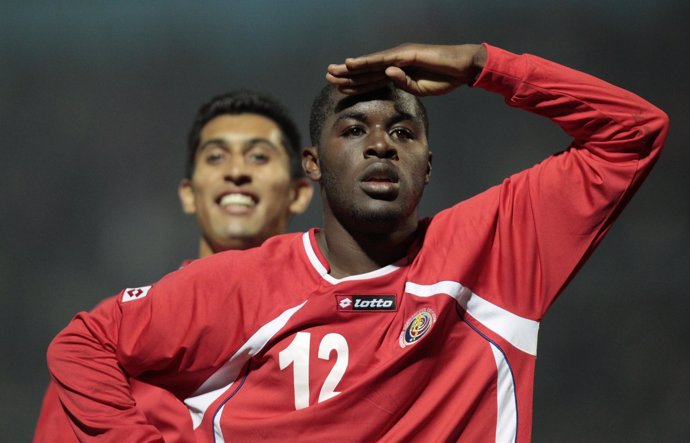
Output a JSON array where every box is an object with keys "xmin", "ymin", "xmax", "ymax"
[{"xmin": 399, "ymin": 308, "xmax": 437, "ymax": 348}]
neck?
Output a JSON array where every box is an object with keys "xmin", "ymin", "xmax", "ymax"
[
  {"xmin": 198, "ymin": 240, "xmax": 215, "ymax": 258},
  {"xmin": 316, "ymin": 215, "xmax": 419, "ymax": 278},
  {"xmin": 197, "ymin": 236, "xmax": 261, "ymax": 258}
]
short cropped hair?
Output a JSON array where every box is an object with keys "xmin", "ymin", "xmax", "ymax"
[
  {"xmin": 309, "ymin": 84, "xmax": 429, "ymax": 147},
  {"xmin": 186, "ymin": 90, "xmax": 304, "ymax": 179}
]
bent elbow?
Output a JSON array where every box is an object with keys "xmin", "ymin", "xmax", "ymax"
[
  {"xmin": 643, "ymin": 105, "xmax": 670, "ymax": 159},
  {"xmin": 46, "ymin": 331, "xmax": 68, "ymax": 380}
]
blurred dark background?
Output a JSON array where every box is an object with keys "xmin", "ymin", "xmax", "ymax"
[{"xmin": 2, "ymin": 1, "xmax": 688, "ymax": 441}]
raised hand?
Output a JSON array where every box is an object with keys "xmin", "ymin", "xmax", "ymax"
[{"xmin": 326, "ymin": 43, "xmax": 486, "ymax": 96}]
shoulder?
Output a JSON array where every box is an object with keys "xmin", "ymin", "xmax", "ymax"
[
  {"xmin": 428, "ymin": 184, "xmax": 503, "ymax": 230},
  {"xmin": 173, "ymin": 232, "xmax": 307, "ymax": 285},
  {"xmin": 186, "ymin": 232, "xmax": 303, "ymax": 270},
  {"xmin": 121, "ymin": 232, "xmax": 308, "ymax": 307}
]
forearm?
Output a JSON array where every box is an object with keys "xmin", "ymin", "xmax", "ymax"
[
  {"xmin": 465, "ymin": 44, "xmax": 669, "ymax": 315},
  {"xmin": 45, "ymin": 261, "xmax": 235, "ymax": 439},
  {"xmin": 47, "ymin": 306, "xmax": 164, "ymax": 441},
  {"xmin": 33, "ymin": 382, "xmax": 80, "ymax": 443},
  {"xmin": 474, "ymin": 44, "xmax": 669, "ymax": 164}
]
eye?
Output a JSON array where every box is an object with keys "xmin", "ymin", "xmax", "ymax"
[
  {"xmin": 205, "ymin": 149, "xmax": 226, "ymax": 164},
  {"xmin": 342, "ymin": 126, "xmax": 366, "ymax": 138},
  {"xmin": 391, "ymin": 127, "xmax": 413, "ymax": 140},
  {"xmin": 247, "ymin": 144, "xmax": 272, "ymax": 164},
  {"xmin": 248, "ymin": 152, "xmax": 270, "ymax": 164}
]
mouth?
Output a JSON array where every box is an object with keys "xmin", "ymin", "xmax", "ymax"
[
  {"xmin": 361, "ymin": 162, "xmax": 400, "ymax": 183},
  {"xmin": 216, "ymin": 192, "xmax": 258, "ymax": 213},
  {"xmin": 359, "ymin": 163, "xmax": 400, "ymax": 199}
]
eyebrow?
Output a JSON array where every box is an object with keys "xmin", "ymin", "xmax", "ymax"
[
  {"xmin": 390, "ymin": 110, "xmax": 416, "ymax": 127},
  {"xmin": 333, "ymin": 111, "xmax": 368, "ymax": 126},
  {"xmin": 333, "ymin": 110, "xmax": 417, "ymax": 128},
  {"xmin": 198, "ymin": 137, "xmax": 281, "ymax": 152}
]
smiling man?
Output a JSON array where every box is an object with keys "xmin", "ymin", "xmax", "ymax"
[
  {"xmin": 47, "ymin": 44, "xmax": 668, "ymax": 442},
  {"xmin": 180, "ymin": 91, "xmax": 313, "ymax": 256},
  {"xmin": 35, "ymin": 90, "xmax": 312, "ymax": 442}
]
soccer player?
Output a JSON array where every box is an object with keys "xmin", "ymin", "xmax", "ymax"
[
  {"xmin": 34, "ymin": 90, "xmax": 313, "ymax": 442},
  {"xmin": 46, "ymin": 42, "xmax": 668, "ymax": 442}
]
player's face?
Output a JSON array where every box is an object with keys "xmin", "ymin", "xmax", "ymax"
[
  {"xmin": 306, "ymin": 90, "xmax": 431, "ymax": 232},
  {"xmin": 179, "ymin": 114, "xmax": 311, "ymax": 255}
]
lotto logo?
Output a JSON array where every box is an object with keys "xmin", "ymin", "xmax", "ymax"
[
  {"xmin": 336, "ymin": 295, "xmax": 396, "ymax": 312},
  {"xmin": 355, "ymin": 298, "xmax": 394, "ymax": 308},
  {"xmin": 122, "ymin": 286, "xmax": 151, "ymax": 303}
]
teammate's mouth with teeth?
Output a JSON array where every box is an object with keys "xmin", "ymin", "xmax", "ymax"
[{"xmin": 218, "ymin": 193, "xmax": 257, "ymax": 209}]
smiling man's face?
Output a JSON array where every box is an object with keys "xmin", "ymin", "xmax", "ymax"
[{"xmin": 179, "ymin": 113, "xmax": 305, "ymax": 253}]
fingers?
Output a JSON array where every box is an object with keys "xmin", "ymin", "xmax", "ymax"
[
  {"xmin": 326, "ymin": 74, "xmax": 393, "ymax": 95},
  {"xmin": 325, "ymin": 43, "xmax": 485, "ymax": 96},
  {"xmin": 325, "ymin": 50, "xmax": 414, "ymax": 95},
  {"xmin": 325, "ymin": 46, "xmax": 415, "ymax": 94},
  {"xmin": 326, "ymin": 63, "xmax": 352, "ymax": 78},
  {"xmin": 384, "ymin": 66, "xmax": 409, "ymax": 87},
  {"xmin": 343, "ymin": 49, "xmax": 413, "ymax": 73},
  {"xmin": 327, "ymin": 48, "xmax": 414, "ymax": 78},
  {"xmin": 326, "ymin": 68, "xmax": 392, "ymax": 94},
  {"xmin": 326, "ymin": 71, "xmax": 390, "ymax": 87},
  {"xmin": 326, "ymin": 44, "xmax": 453, "ymax": 96}
]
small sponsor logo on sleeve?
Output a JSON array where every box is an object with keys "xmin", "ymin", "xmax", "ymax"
[
  {"xmin": 122, "ymin": 286, "xmax": 151, "ymax": 303},
  {"xmin": 336, "ymin": 295, "xmax": 397, "ymax": 312}
]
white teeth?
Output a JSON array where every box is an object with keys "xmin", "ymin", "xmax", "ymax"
[{"xmin": 220, "ymin": 193, "xmax": 255, "ymax": 207}]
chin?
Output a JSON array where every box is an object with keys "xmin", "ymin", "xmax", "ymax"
[
  {"xmin": 215, "ymin": 235, "xmax": 261, "ymax": 251},
  {"xmin": 349, "ymin": 206, "xmax": 404, "ymax": 230}
]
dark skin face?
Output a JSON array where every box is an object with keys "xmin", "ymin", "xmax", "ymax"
[{"xmin": 303, "ymin": 88, "xmax": 432, "ymax": 277}]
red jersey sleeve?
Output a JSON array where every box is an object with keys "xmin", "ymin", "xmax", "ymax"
[
  {"xmin": 46, "ymin": 252, "xmax": 246, "ymax": 441},
  {"xmin": 33, "ymin": 382, "xmax": 80, "ymax": 443},
  {"xmin": 441, "ymin": 44, "xmax": 669, "ymax": 319}
]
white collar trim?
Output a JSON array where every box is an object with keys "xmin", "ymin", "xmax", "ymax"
[{"xmin": 302, "ymin": 231, "xmax": 403, "ymax": 285}]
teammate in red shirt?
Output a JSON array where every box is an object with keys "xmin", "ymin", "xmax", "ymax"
[
  {"xmin": 34, "ymin": 90, "xmax": 313, "ymax": 442},
  {"xmin": 47, "ymin": 43, "xmax": 668, "ymax": 442}
]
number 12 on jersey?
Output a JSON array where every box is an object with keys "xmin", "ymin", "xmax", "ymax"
[{"xmin": 278, "ymin": 332, "xmax": 349, "ymax": 410}]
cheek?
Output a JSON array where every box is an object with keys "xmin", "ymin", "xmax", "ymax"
[
  {"xmin": 411, "ymin": 154, "xmax": 431, "ymax": 178},
  {"xmin": 260, "ymin": 176, "xmax": 294, "ymax": 207},
  {"xmin": 320, "ymin": 152, "xmax": 353, "ymax": 183},
  {"xmin": 191, "ymin": 169, "xmax": 221, "ymax": 195},
  {"xmin": 190, "ymin": 177, "xmax": 221, "ymax": 218}
]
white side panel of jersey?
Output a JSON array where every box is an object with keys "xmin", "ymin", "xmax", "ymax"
[
  {"xmin": 184, "ymin": 301, "xmax": 308, "ymax": 429},
  {"xmin": 404, "ymin": 281, "xmax": 540, "ymax": 355},
  {"xmin": 214, "ymin": 404, "xmax": 227, "ymax": 443},
  {"xmin": 491, "ymin": 344, "xmax": 518, "ymax": 443}
]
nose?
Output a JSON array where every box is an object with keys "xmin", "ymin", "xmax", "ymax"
[
  {"xmin": 364, "ymin": 129, "xmax": 398, "ymax": 160},
  {"xmin": 224, "ymin": 156, "xmax": 251, "ymax": 186}
]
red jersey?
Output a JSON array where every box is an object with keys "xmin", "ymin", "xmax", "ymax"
[
  {"xmin": 36, "ymin": 302, "xmax": 195, "ymax": 441},
  {"xmin": 34, "ymin": 374, "xmax": 194, "ymax": 442},
  {"xmin": 46, "ymin": 44, "xmax": 668, "ymax": 442}
]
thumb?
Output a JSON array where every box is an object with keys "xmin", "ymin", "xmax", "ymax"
[{"xmin": 385, "ymin": 66, "xmax": 417, "ymax": 94}]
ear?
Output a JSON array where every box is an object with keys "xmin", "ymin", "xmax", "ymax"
[
  {"xmin": 288, "ymin": 178, "xmax": 314, "ymax": 215},
  {"xmin": 425, "ymin": 151, "xmax": 433, "ymax": 184},
  {"xmin": 178, "ymin": 178, "xmax": 197, "ymax": 214},
  {"xmin": 302, "ymin": 147, "xmax": 321, "ymax": 181}
]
